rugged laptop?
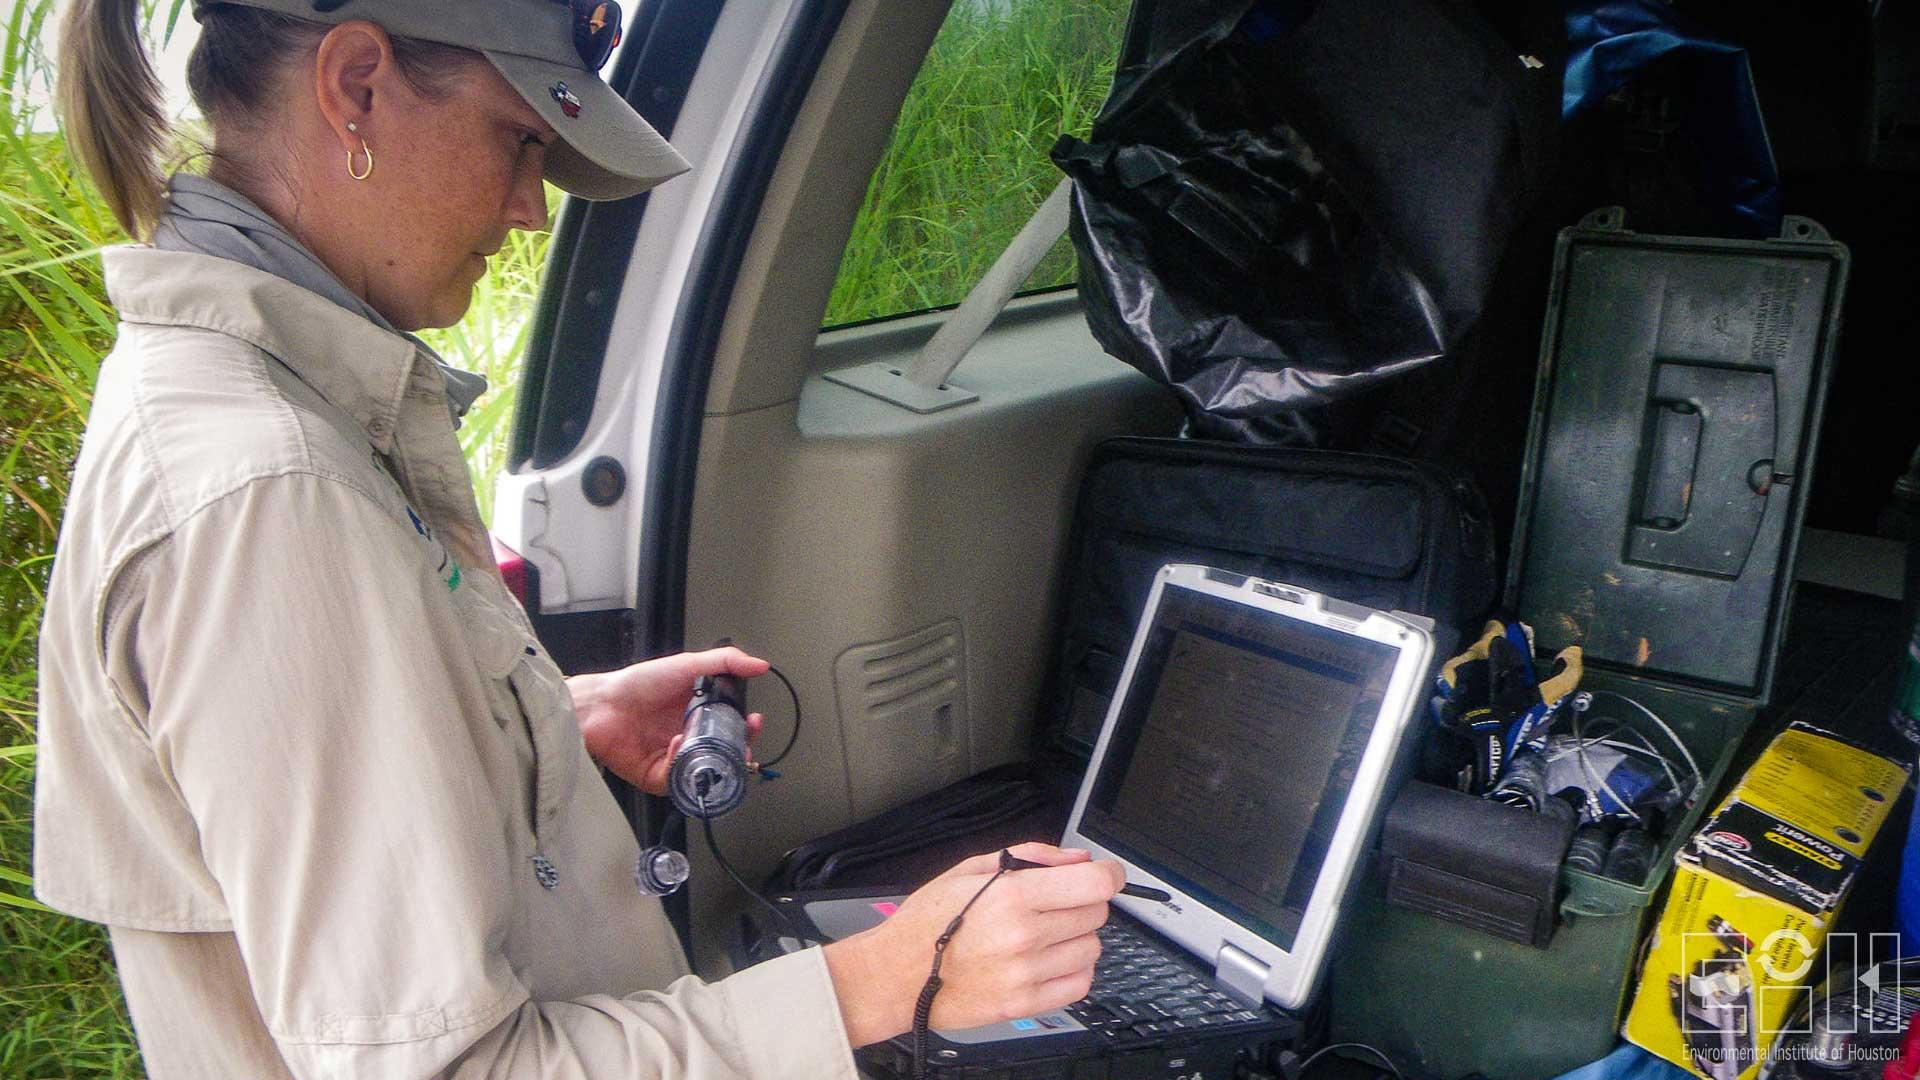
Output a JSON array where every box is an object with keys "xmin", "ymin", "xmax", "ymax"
[{"xmin": 762, "ymin": 564, "xmax": 1434, "ymax": 1079}]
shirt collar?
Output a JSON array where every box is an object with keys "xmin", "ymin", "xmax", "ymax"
[{"xmin": 102, "ymin": 246, "xmax": 425, "ymax": 454}]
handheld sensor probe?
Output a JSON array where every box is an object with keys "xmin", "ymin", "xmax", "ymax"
[{"xmin": 668, "ymin": 666, "xmax": 752, "ymax": 819}]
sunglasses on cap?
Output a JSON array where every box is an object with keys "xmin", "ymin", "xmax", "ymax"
[
  {"xmin": 553, "ymin": 0, "xmax": 623, "ymax": 71},
  {"xmin": 303, "ymin": 1, "xmax": 623, "ymax": 71}
]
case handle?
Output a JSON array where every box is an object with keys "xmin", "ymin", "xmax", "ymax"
[{"xmin": 1626, "ymin": 360, "xmax": 1777, "ymax": 579}]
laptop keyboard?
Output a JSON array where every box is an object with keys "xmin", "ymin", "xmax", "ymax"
[{"xmin": 1065, "ymin": 919, "xmax": 1271, "ymax": 1042}]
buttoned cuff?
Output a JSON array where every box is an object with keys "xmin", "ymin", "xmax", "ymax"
[{"xmin": 721, "ymin": 947, "xmax": 860, "ymax": 1080}]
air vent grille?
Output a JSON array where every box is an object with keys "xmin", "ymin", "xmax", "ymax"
[{"xmin": 833, "ymin": 620, "xmax": 970, "ymax": 817}]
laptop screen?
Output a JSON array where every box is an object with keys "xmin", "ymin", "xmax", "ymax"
[{"xmin": 1077, "ymin": 583, "xmax": 1400, "ymax": 951}]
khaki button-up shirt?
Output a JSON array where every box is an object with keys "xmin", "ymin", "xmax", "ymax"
[{"xmin": 32, "ymin": 247, "xmax": 860, "ymax": 1079}]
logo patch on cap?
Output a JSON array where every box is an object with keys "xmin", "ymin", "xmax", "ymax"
[{"xmin": 550, "ymin": 82, "xmax": 583, "ymax": 119}]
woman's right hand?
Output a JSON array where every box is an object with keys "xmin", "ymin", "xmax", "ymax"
[{"xmin": 821, "ymin": 842, "xmax": 1125, "ymax": 1047}]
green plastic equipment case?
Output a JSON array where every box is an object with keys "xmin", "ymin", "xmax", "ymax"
[{"xmin": 1326, "ymin": 207, "xmax": 1851, "ymax": 1079}]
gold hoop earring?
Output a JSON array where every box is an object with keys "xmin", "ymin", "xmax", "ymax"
[{"xmin": 347, "ymin": 140, "xmax": 374, "ymax": 181}]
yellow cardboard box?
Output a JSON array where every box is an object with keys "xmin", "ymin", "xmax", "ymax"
[{"xmin": 1623, "ymin": 721, "xmax": 1910, "ymax": 1080}]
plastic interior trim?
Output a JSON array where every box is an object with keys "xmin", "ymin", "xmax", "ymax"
[
  {"xmin": 632, "ymin": 0, "xmax": 855, "ymax": 661},
  {"xmin": 512, "ymin": 0, "xmax": 727, "ymax": 471}
]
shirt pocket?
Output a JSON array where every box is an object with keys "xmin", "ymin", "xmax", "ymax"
[{"xmin": 449, "ymin": 577, "xmax": 582, "ymax": 854}]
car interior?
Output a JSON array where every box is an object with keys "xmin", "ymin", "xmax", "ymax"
[
  {"xmin": 494, "ymin": 0, "xmax": 1920, "ymax": 1075},
  {"xmin": 503, "ymin": 0, "xmax": 1186, "ymax": 963}
]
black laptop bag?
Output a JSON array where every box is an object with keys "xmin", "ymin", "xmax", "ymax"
[{"xmin": 763, "ymin": 436, "xmax": 1498, "ymax": 894}]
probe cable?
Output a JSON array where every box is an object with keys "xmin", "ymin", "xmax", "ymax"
[
  {"xmin": 1587, "ymin": 689, "xmax": 1701, "ymax": 799},
  {"xmin": 680, "ymin": 662, "xmax": 808, "ymax": 948},
  {"xmin": 755, "ymin": 663, "xmax": 802, "ymax": 773},
  {"xmin": 1569, "ymin": 698, "xmax": 1645, "ymax": 824},
  {"xmin": 912, "ymin": 856, "xmax": 1016, "ymax": 1080},
  {"xmin": 695, "ymin": 789, "xmax": 822, "ymax": 946},
  {"xmin": 1296, "ymin": 1041, "xmax": 1407, "ymax": 1079}
]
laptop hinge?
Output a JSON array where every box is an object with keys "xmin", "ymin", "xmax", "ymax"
[{"xmin": 1213, "ymin": 943, "xmax": 1270, "ymax": 1008}]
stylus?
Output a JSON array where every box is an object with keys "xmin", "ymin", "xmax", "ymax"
[{"xmin": 998, "ymin": 852, "xmax": 1175, "ymax": 903}]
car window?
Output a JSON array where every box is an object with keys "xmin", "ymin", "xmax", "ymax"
[{"xmin": 820, "ymin": 0, "xmax": 1126, "ymax": 329}]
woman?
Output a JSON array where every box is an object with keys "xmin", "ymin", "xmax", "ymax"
[{"xmin": 34, "ymin": 1, "xmax": 1122, "ymax": 1076}]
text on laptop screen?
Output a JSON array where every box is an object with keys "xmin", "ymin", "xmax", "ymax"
[{"xmin": 1079, "ymin": 583, "xmax": 1399, "ymax": 951}]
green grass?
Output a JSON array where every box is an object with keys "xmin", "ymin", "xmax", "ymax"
[
  {"xmin": 823, "ymin": 0, "xmax": 1124, "ymax": 327},
  {"xmin": 420, "ymin": 218, "xmax": 553, "ymax": 525},
  {"xmin": 0, "ymin": 1, "xmax": 139, "ymax": 1070},
  {"xmin": 0, "ymin": 0, "xmax": 1122, "ymax": 1074}
]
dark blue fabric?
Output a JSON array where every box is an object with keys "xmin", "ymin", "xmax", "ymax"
[
  {"xmin": 1551, "ymin": 1043, "xmax": 1695, "ymax": 1080},
  {"xmin": 1564, "ymin": 0, "xmax": 1782, "ymax": 237}
]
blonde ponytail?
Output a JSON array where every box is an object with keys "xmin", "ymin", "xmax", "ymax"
[
  {"xmin": 57, "ymin": 3, "xmax": 476, "ymax": 238},
  {"xmin": 57, "ymin": 0, "xmax": 170, "ymax": 239}
]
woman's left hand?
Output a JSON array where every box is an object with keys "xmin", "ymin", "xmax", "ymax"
[{"xmin": 569, "ymin": 646, "xmax": 769, "ymax": 794}]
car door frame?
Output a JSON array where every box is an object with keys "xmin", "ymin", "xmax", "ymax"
[{"xmin": 504, "ymin": 0, "xmax": 860, "ymax": 951}]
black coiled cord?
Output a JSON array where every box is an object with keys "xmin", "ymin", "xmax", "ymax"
[{"xmin": 911, "ymin": 859, "xmax": 1014, "ymax": 1080}]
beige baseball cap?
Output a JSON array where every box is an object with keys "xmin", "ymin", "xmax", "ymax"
[{"xmin": 197, "ymin": 0, "xmax": 690, "ymax": 200}]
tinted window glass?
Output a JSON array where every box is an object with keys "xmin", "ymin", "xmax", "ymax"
[{"xmin": 821, "ymin": 0, "xmax": 1125, "ymax": 328}]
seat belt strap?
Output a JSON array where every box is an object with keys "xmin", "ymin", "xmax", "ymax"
[
  {"xmin": 823, "ymin": 177, "xmax": 1073, "ymax": 414},
  {"xmin": 902, "ymin": 176, "xmax": 1073, "ymax": 389}
]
